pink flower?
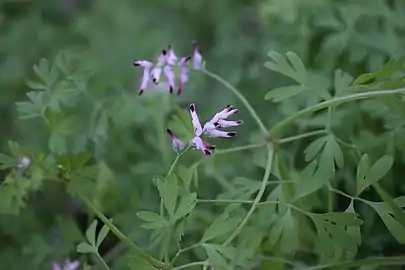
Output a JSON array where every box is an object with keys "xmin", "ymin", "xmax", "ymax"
[
  {"xmin": 166, "ymin": 129, "xmax": 185, "ymax": 151},
  {"xmin": 133, "ymin": 42, "xmax": 204, "ymax": 95},
  {"xmin": 52, "ymin": 260, "xmax": 80, "ymax": 270},
  {"xmin": 192, "ymin": 41, "xmax": 203, "ymax": 70}
]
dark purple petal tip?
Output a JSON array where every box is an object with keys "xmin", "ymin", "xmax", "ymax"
[
  {"xmin": 228, "ymin": 132, "xmax": 237, "ymax": 137},
  {"xmin": 189, "ymin": 104, "xmax": 195, "ymax": 112}
]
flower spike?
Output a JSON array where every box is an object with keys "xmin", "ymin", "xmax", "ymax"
[
  {"xmin": 178, "ymin": 55, "xmax": 191, "ymax": 95},
  {"xmin": 166, "ymin": 129, "xmax": 185, "ymax": 151}
]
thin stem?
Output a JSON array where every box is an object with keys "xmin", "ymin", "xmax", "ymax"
[
  {"xmin": 277, "ymin": 129, "xmax": 326, "ymax": 144},
  {"xmin": 222, "ymin": 145, "xmax": 275, "ymax": 246},
  {"xmin": 173, "ymin": 261, "xmax": 206, "ymax": 270},
  {"xmin": 77, "ymin": 192, "xmax": 165, "ymax": 269},
  {"xmin": 171, "ymin": 243, "xmax": 201, "ymax": 265},
  {"xmin": 270, "ymin": 88, "xmax": 405, "ymax": 136},
  {"xmin": 202, "ymin": 69, "xmax": 269, "ymax": 136},
  {"xmin": 328, "ymin": 186, "xmax": 369, "ymax": 204},
  {"xmin": 197, "ymin": 199, "xmax": 253, "ymax": 204},
  {"xmin": 95, "ymin": 254, "xmax": 111, "ymax": 270}
]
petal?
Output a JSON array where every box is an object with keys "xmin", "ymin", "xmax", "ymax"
[
  {"xmin": 151, "ymin": 67, "xmax": 162, "ymax": 84},
  {"xmin": 52, "ymin": 263, "xmax": 62, "ymax": 270},
  {"xmin": 133, "ymin": 60, "xmax": 153, "ymax": 69},
  {"xmin": 166, "ymin": 129, "xmax": 185, "ymax": 151},
  {"xmin": 65, "ymin": 260, "xmax": 80, "ymax": 270},
  {"xmin": 178, "ymin": 56, "xmax": 191, "ymax": 95},
  {"xmin": 139, "ymin": 68, "xmax": 150, "ymax": 95},
  {"xmin": 166, "ymin": 45, "xmax": 177, "ymax": 65},
  {"xmin": 189, "ymin": 103, "xmax": 203, "ymax": 136},
  {"xmin": 192, "ymin": 41, "xmax": 203, "ymax": 70},
  {"xmin": 163, "ymin": 65, "xmax": 175, "ymax": 93},
  {"xmin": 210, "ymin": 104, "xmax": 233, "ymax": 122},
  {"xmin": 205, "ymin": 129, "xmax": 237, "ymax": 138},
  {"xmin": 203, "ymin": 121, "xmax": 218, "ymax": 132},
  {"xmin": 191, "ymin": 136, "xmax": 212, "ymax": 155},
  {"xmin": 217, "ymin": 119, "xmax": 243, "ymax": 128},
  {"xmin": 156, "ymin": 50, "xmax": 167, "ymax": 68}
]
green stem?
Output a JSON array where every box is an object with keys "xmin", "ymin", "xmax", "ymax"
[
  {"xmin": 270, "ymin": 88, "xmax": 405, "ymax": 136},
  {"xmin": 95, "ymin": 254, "xmax": 111, "ymax": 270},
  {"xmin": 276, "ymin": 129, "xmax": 326, "ymax": 144},
  {"xmin": 222, "ymin": 145, "xmax": 275, "ymax": 246},
  {"xmin": 173, "ymin": 261, "xmax": 206, "ymax": 270},
  {"xmin": 307, "ymin": 256, "xmax": 405, "ymax": 270},
  {"xmin": 202, "ymin": 69, "xmax": 269, "ymax": 136},
  {"xmin": 197, "ymin": 199, "xmax": 253, "ymax": 204},
  {"xmin": 77, "ymin": 192, "xmax": 166, "ymax": 269}
]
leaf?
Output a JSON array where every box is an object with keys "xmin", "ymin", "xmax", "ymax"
[
  {"xmin": 136, "ymin": 211, "xmax": 170, "ymax": 230},
  {"xmin": 264, "ymin": 51, "xmax": 308, "ymax": 84},
  {"xmin": 325, "ymin": 135, "xmax": 344, "ymax": 169},
  {"xmin": 343, "ymin": 201, "xmax": 361, "ymax": 259},
  {"xmin": 174, "ymin": 192, "xmax": 197, "ymax": 221},
  {"xmin": 0, "ymin": 153, "xmax": 16, "ymax": 170},
  {"xmin": 264, "ymin": 85, "xmax": 304, "ymax": 102},
  {"xmin": 357, "ymin": 155, "xmax": 393, "ymax": 195},
  {"xmin": 293, "ymin": 161, "xmax": 319, "ymax": 200},
  {"xmin": 366, "ymin": 198, "xmax": 405, "ymax": 243},
  {"xmin": 356, "ymin": 154, "xmax": 370, "ymax": 194},
  {"xmin": 49, "ymin": 133, "xmax": 67, "ymax": 155},
  {"xmin": 177, "ymin": 166, "xmax": 193, "ymax": 191},
  {"xmin": 156, "ymin": 174, "xmax": 178, "ymax": 219},
  {"xmin": 353, "ymin": 56, "xmax": 405, "ymax": 85},
  {"xmin": 85, "ymin": 220, "xmax": 98, "ymax": 247},
  {"xmin": 77, "ymin": 242, "xmax": 95, "ymax": 254},
  {"xmin": 96, "ymin": 220, "xmax": 111, "ymax": 248},
  {"xmin": 15, "ymin": 91, "xmax": 45, "ymax": 119},
  {"xmin": 203, "ymin": 244, "xmax": 229, "ymax": 269},
  {"xmin": 201, "ymin": 211, "xmax": 241, "ymax": 242},
  {"xmin": 268, "ymin": 208, "xmax": 298, "ymax": 253},
  {"xmin": 334, "ymin": 69, "xmax": 353, "ymax": 95},
  {"xmin": 304, "ymin": 136, "xmax": 327, "ymax": 162},
  {"xmin": 26, "ymin": 80, "xmax": 47, "ymax": 90}
]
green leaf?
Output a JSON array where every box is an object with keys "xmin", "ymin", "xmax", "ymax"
[
  {"xmin": 96, "ymin": 220, "xmax": 111, "ymax": 248},
  {"xmin": 203, "ymin": 244, "xmax": 229, "ymax": 269},
  {"xmin": 174, "ymin": 192, "xmax": 197, "ymax": 221},
  {"xmin": 343, "ymin": 201, "xmax": 361, "ymax": 259},
  {"xmin": 49, "ymin": 133, "xmax": 67, "ymax": 155},
  {"xmin": 8, "ymin": 141, "xmax": 20, "ymax": 157},
  {"xmin": 26, "ymin": 80, "xmax": 47, "ymax": 91},
  {"xmin": 136, "ymin": 211, "xmax": 170, "ymax": 230},
  {"xmin": 264, "ymin": 85, "xmax": 303, "ymax": 102},
  {"xmin": 15, "ymin": 91, "xmax": 45, "ymax": 119},
  {"xmin": 77, "ymin": 242, "xmax": 95, "ymax": 254},
  {"xmin": 294, "ymin": 161, "xmax": 320, "ymax": 200},
  {"xmin": 156, "ymin": 174, "xmax": 178, "ymax": 219},
  {"xmin": 201, "ymin": 211, "xmax": 241, "ymax": 242},
  {"xmin": 325, "ymin": 135, "xmax": 344, "ymax": 169},
  {"xmin": 85, "ymin": 219, "xmax": 98, "ymax": 247},
  {"xmin": 268, "ymin": 208, "xmax": 298, "ymax": 253},
  {"xmin": 356, "ymin": 154, "xmax": 370, "ymax": 194},
  {"xmin": 353, "ymin": 56, "xmax": 405, "ymax": 85},
  {"xmin": 0, "ymin": 153, "xmax": 16, "ymax": 170},
  {"xmin": 366, "ymin": 197, "xmax": 405, "ymax": 244},
  {"xmin": 334, "ymin": 69, "xmax": 353, "ymax": 95},
  {"xmin": 304, "ymin": 136, "xmax": 327, "ymax": 162},
  {"xmin": 264, "ymin": 51, "xmax": 308, "ymax": 84},
  {"xmin": 357, "ymin": 155, "xmax": 393, "ymax": 195}
]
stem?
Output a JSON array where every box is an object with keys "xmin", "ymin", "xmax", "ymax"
[
  {"xmin": 202, "ymin": 69, "xmax": 269, "ymax": 136},
  {"xmin": 277, "ymin": 130, "xmax": 326, "ymax": 144},
  {"xmin": 77, "ymin": 192, "xmax": 165, "ymax": 269},
  {"xmin": 95, "ymin": 254, "xmax": 111, "ymax": 270},
  {"xmin": 173, "ymin": 261, "xmax": 206, "ymax": 270},
  {"xmin": 171, "ymin": 243, "xmax": 201, "ymax": 265},
  {"xmin": 222, "ymin": 145, "xmax": 275, "ymax": 246},
  {"xmin": 270, "ymin": 88, "xmax": 405, "ymax": 136},
  {"xmin": 197, "ymin": 199, "xmax": 253, "ymax": 204}
]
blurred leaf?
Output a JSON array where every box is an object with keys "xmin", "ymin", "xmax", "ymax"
[
  {"xmin": 174, "ymin": 192, "xmax": 197, "ymax": 221},
  {"xmin": 77, "ymin": 242, "xmax": 95, "ymax": 254},
  {"xmin": 343, "ymin": 201, "xmax": 362, "ymax": 259},
  {"xmin": 357, "ymin": 155, "xmax": 393, "ymax": 196},
  {"xmin": 49, "ymin": 133, "xmax": 67, "ymax": 155},
  {"xmin": 334, "ymin": 69, "xmax": 353, "ymax": 95},
  {"xmin": 264, "ymin": 85, "xmax": 304, "ymax": 102},
  {"xmin": 264, "ymin": 51, "xmax": 308, "ymax": 85},
  {"xmin": 268, "ymin": 208, "xmax": 297, "ymax": 253},
  {"xmin": 365, "ymin": 196, "xmax": 405, "ymax": 243},
  {"xmin": 304, "ymin": 136, "xmax": 327, "ymax": 162},
  {"xmin": 203, "ymin": 244, "xmax": 229, "ymax": 269},
  {"xmin": 353, "ymin": 56, "xmax": 405, "ymax": 85},
  {"xmin": 156, "ymin": 174, "xmax": 178, "ymax": 220},
  {"xmin": 0, "ymin": 154, "xmax": 16, "ymax": 170},
  {"xmin": 202, "ymin": 211, "xmax": 241, "ymax": 243},
  {"xmin": 96, "ymin": 221, "xmax": 111, "ymax": 248},
  {"xmin": 137, "ymin": 211, "xmax": 170, "ymax": 230},
  {"xmin": 86, "ymin": 219, "xmax": 98, "ymax": 247},
  {"xmin": 15, "ymin": 92, "xmax": 45, "ymax": 119},
  {"xmin": 26, "ymin": 80, "xmax": 46, "ymax": 91}
]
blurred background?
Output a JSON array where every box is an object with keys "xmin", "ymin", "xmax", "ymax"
[{"xmin": 1, "ymin": 0, "xmax": 405, "ymax": 269}]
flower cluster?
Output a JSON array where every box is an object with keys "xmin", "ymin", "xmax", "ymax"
[
  {"xmin": 133, "ymin": 41, "xmax": 203, "ymax": 95},
  {"xmin": 167, "ymin": 103, "xmax": 243, "ymax": 155},
  {"xmin": 52, "ymin": 259, "xmax": 79, "ymax": 270}
]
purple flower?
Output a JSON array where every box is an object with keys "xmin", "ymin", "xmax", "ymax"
[
  {"xmin": 133, "ymin": 42, "xmax": 204, "ymax": 95},
  {"xmin": 203, "ymin": 104, "xmax": 243, "ymax": 138},
  {"xmin": 52, "ymin": 260, "xmax": 80, "ymax": 270},
  {"xmin": 166, "ymin": 128, "xmax": 185, "ymax": 151},
  {"xmin": 192, "ymin": 41, "xmax": 203, "ymax": 70}
]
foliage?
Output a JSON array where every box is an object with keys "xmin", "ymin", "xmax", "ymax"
[{"xmin": 1, "ymin": 0, "xmax": 405, "ymax": 270}]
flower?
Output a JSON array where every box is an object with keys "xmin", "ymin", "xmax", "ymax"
[
  {"xmin": 133, "ymin": 41, "xmax": 204, "ymax": 95},
  {"xmin": 52, "ymin": 259, "xmax": 80, "ymax": 270},
  {"xmin": 166, "ymin": 128, "xmax": 185, "ymax": 151},
  {"xmin": 203, "ymin": 104, "xmax": 243, "ymax": 138}
]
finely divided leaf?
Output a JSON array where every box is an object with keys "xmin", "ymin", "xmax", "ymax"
[
  {"xmin": 264, "ymin": 51, "xmax": 308, "ymax": 85},
  {"xmin": 357, "ymin": 155, "xmax": 393, "ymax": 195},
  {"xmin": 137, "ymin": 211, "xmax": 170, "ymax": 230},
  {"xmin": 85, "ymin": 220, "xmax": 98, "ymax": 247},
  {"xmin": 304, "ymin": 136, "xmax": 328, "ymax": 162},
  {"xmin": 264, "ymin": 85, "xmax": 303, "ymax": 102},
  {"xmin": 156, "ymin": 174, "xmax": 178, "ymax": 219},
  {"xmin": 174, "ymin": 192, "xmax": 197, "ymax": 221},
  {"xmin": 201, "ymin": 212, "xmax": 241, "ymax": 243},
  {"xmin": 96, "ymin": 220, "xmax": 111, "ymax": 248}
]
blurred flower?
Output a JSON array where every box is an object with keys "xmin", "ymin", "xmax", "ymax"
[
  {"xmin": 52, "ymin": 259, "xmax": 79, "ymax": 270},
  {"xmin": 133, "ymin": 42, "xmax": 204, "ymax": 95},
  {"xmin": 192, "ymin": 40, "xmax": 203, "ymax": 70},
  {"xmin": 166, "ymin": 128, "xmax": 185, "ymax": 151},
  {"xmin": 17, "ymin": 156, "xmax": 31, "ymax": 170}
]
